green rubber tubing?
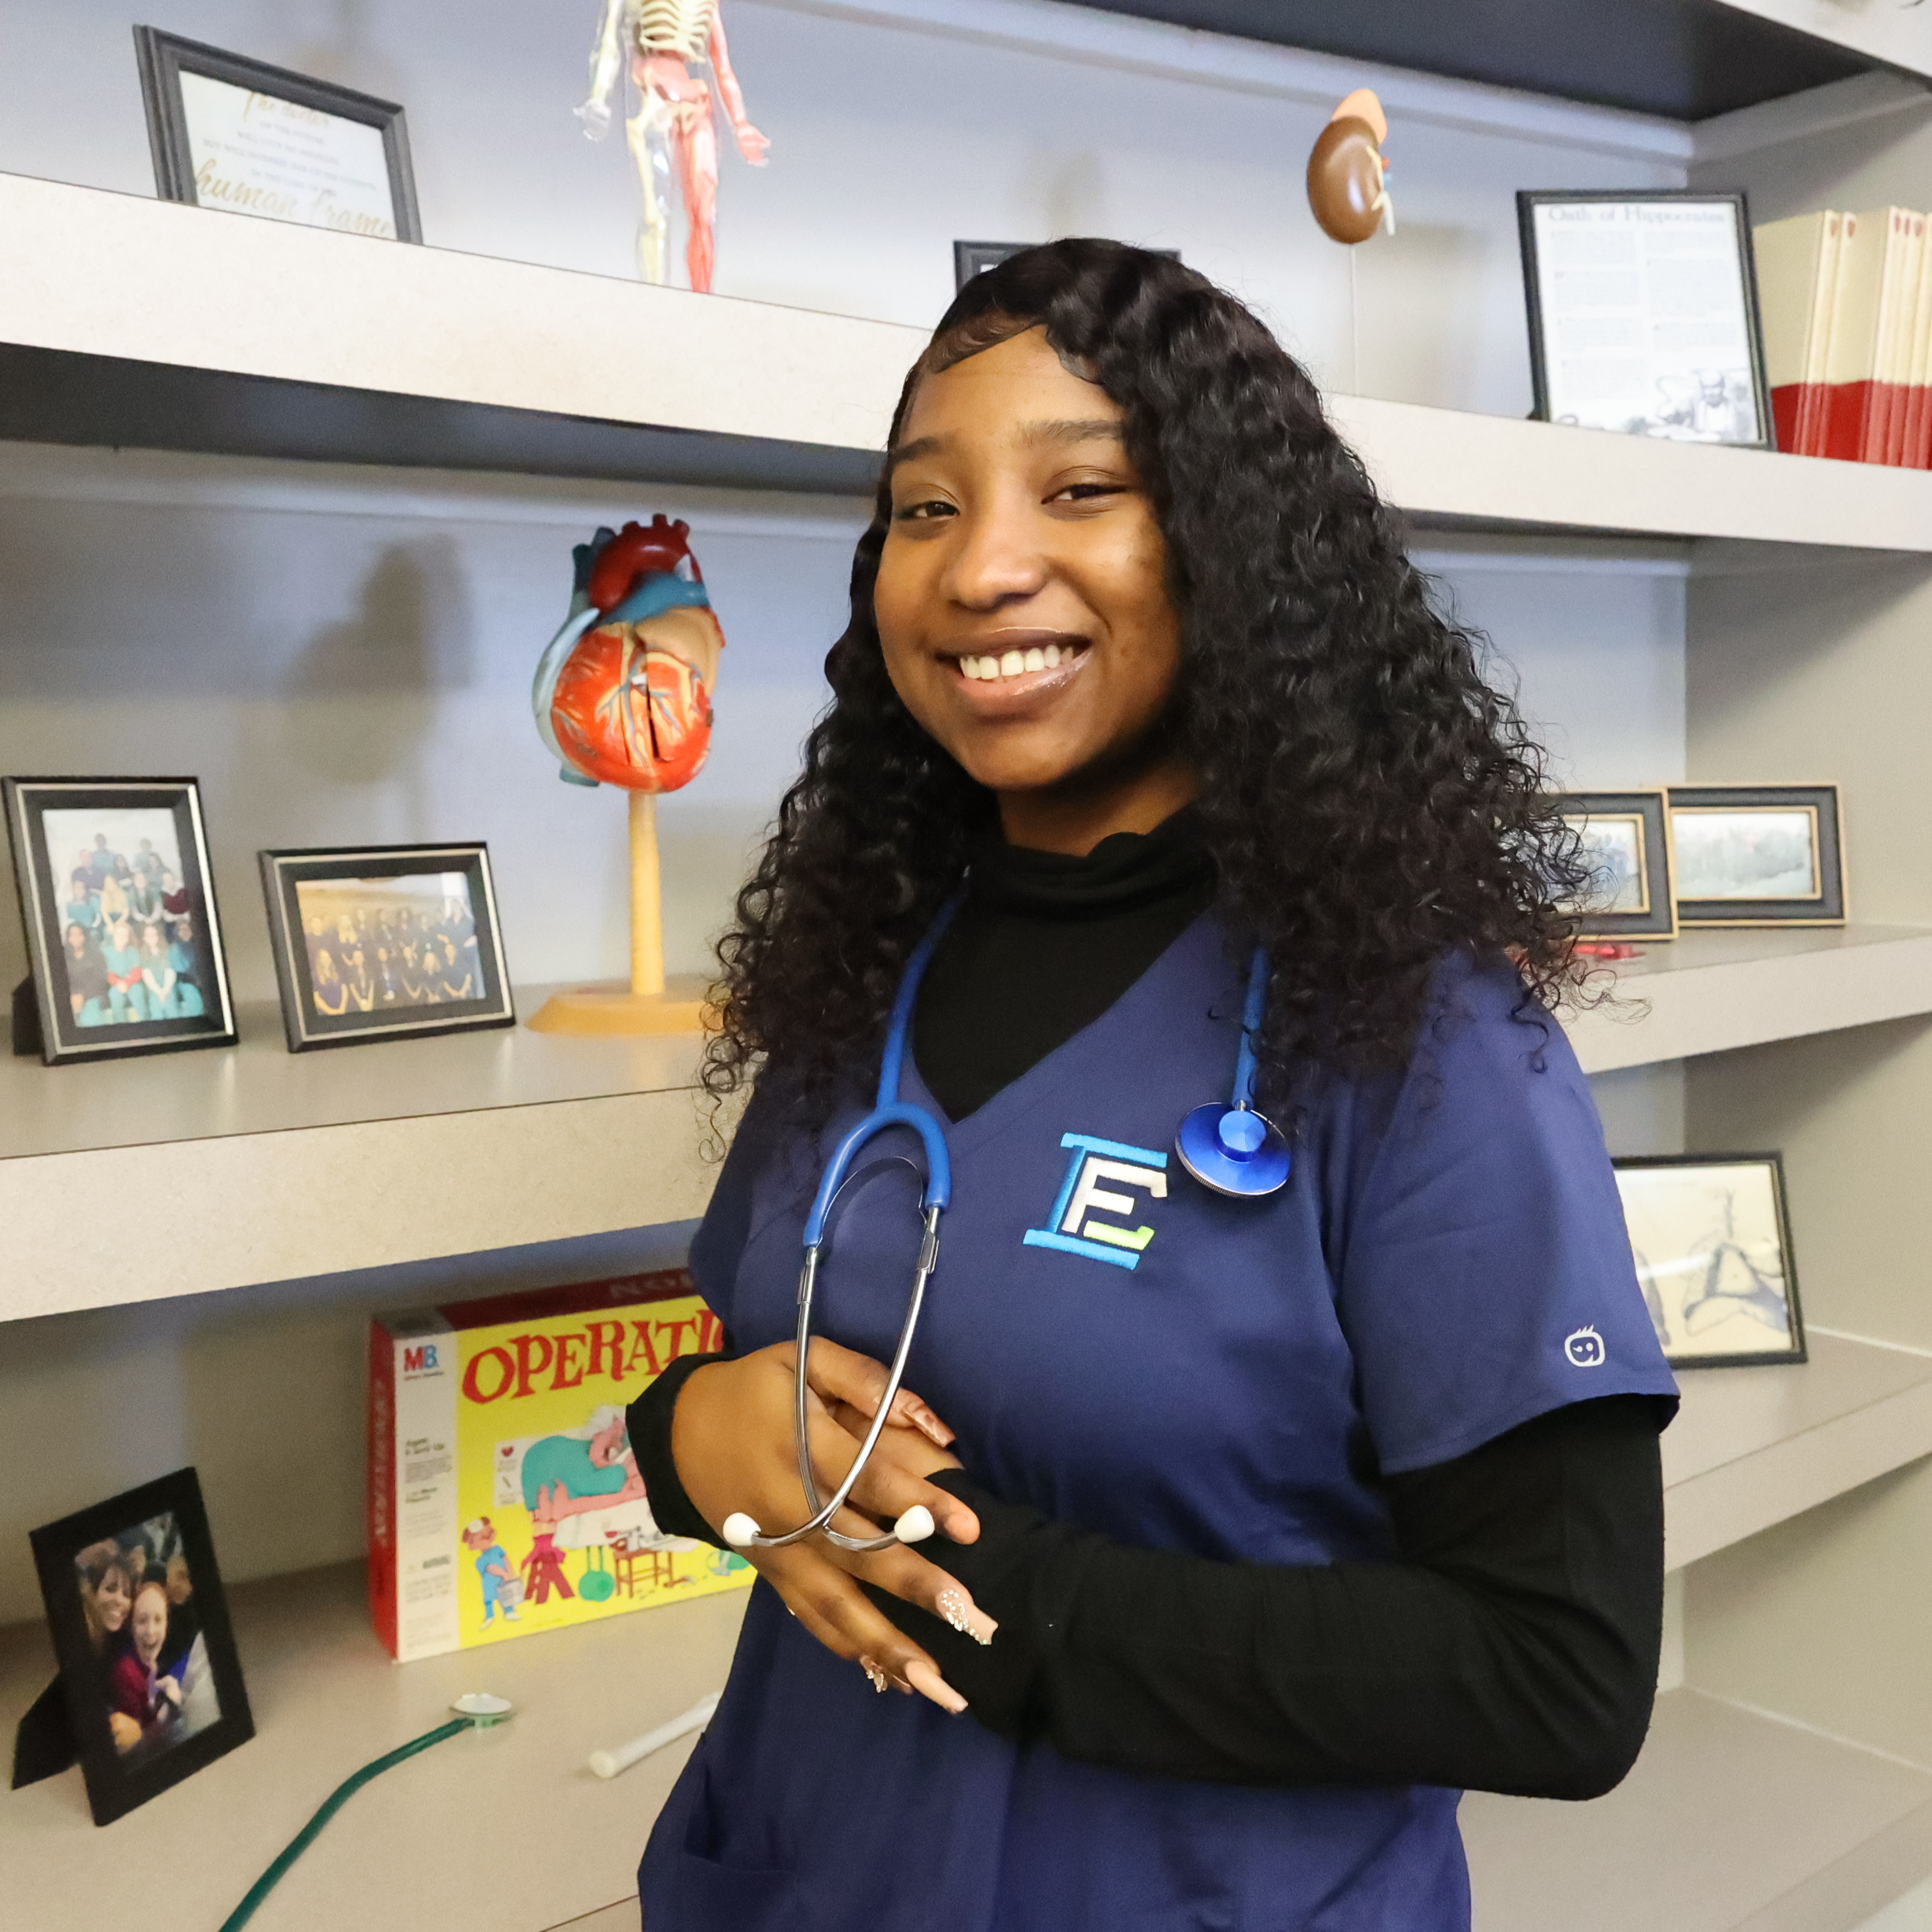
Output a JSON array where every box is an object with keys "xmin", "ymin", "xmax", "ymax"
[{"xmin": 216, "ymin": 1716, "xmax": 473, "ymax": 1932}]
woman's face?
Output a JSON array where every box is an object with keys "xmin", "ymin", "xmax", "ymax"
[
  {"xmin": 132, "ymin": 1585, "xmax": 167, "ymax": 1664},
  {"xmin": 874, "ymin": 327, "xmax": 1185, "ymax": 811},
  {"xmin": 92, "ymin": 1565, "xmax": 132, "ymax": 1633}
]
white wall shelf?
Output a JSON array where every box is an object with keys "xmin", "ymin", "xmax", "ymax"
[
  {"xmin": 1462, "ymin": 1686, "xmax": 1932, "ymax": 1932},
  {"xmin": 1664, "ymin": 1331, "xmax": 1932, "ymax": 1572},
  {"xmin": 6, "ymin": 172, "xmax": 1932, "ymax": 550},
  {"xmin": 1564, "ymin": 924, "xmax": 1932, "ymax": 1076},
  {"xmin": 9, "ymin": 928, "xmax": 1932, "ymax": 1321},
  {"xmin": 0, "ymin": 1561, "xmax": 748, "ymax": 1932},
  {"xmin": 0, "ymin": 991, "xmax": 715, "ymax": 1321}
]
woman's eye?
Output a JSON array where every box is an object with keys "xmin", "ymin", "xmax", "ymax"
[
  {"xmin": 893, "ymin": 498, "xmax": 956, "ymax": 521},
  {"xmin": 1051, "ymin": 482, "xmax": 1123, "ymax": 504}
]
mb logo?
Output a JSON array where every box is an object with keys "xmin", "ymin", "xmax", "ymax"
[
  {"xmin": 403, "ymin": 1344, "xmax": 441, "ymax": 1373},
  {"xmin": 1024, "ymin": 1133, "xmax": 1168, "ymax": 1271}
]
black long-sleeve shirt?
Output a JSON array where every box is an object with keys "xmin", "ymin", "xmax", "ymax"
[{"xmin": 630, "ymin": 815, "xmax": 1670, "ymax": 1797}]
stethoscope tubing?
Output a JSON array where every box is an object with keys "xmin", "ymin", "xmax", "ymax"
[{"xmin": 726, "ymin": 892, "xmax": 1287, "ymax": 1555}]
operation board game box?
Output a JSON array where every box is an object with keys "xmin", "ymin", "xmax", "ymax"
[{"xmin": 368, "ymin": 1269, "xmax": 751, "ymax": 1661}]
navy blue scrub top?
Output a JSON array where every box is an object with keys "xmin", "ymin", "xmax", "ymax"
[{"xmin": 640, "ymin": 917, "xmax": 1676, "ymax": 1932}]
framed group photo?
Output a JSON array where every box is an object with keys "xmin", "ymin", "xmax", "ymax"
[
  {"xmin": 1555, "ymin": 790, "xmax": 1677, "ymax": 942},
  {"xmin": 1668, "ymin": 784, "xmax": 1845, "ymax": 926},
  {"xmin": 1518, "ymin": 190, "xmax": 1773, "ymax": 449},
  {"xmin": 4, "ymin": 777, "xmax": 238, "ymax": 1066},
  {"xmin": 1614, "ymin": 1154, "xmax": 1805, "ymax": 1368},
  {"xmin": 27, "ymin": 1468, "xmax": 253, "ymax": 1825},
  {"xmin": 260, "ymin": 843, "xmax": 513, "ymax": 1051},
  {"xmin": 134, "ymin": 26, "xmax": 421, "ymax": 243}
]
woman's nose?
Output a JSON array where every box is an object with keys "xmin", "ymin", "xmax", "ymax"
[{"xmin": 941, "ymin": 497, "xmax": 1050, "ymax": 611}]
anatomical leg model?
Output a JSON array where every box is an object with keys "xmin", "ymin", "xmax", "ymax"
[{"xmin": 579, "ymin": 1, "xmax": 769, "ymax": 292}]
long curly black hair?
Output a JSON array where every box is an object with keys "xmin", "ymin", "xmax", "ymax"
[{"xmin": 704, "ymin": 239, "xmax": 1588, "ymax": 1120}]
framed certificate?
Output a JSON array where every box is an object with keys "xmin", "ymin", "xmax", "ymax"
[
  {"xmin": 133, "ymin": 27, "xmax": 422, "ymax": 243},
  {"xmin": 1517, "ymin": 191, "xmax": 1771, "ymax": 448}
]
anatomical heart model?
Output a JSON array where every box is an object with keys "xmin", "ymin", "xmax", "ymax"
[
  {"xmin": 528, "ymin": 516, "xmax": 725, "ymax": 1035},
  {"xmin": 1307, "ymin": 89, "xmax": 1395, "ymax": 245},
  {"xmin": 578, "ymin": 0, "xmax": 769, "ymax": 292}
]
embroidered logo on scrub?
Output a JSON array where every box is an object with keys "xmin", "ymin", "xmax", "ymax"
[
  {"xmin": 1564, "ymin": 1325, "xmax": 1607, "ymax": 1368},
  {"xmin": 1022, "ymin": 1134, "xmax": 1168, "ymax": 1272}
]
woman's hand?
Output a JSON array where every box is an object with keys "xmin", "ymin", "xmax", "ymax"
[{"xmin": 672, "ymin": 1340, "xmax": 994, "ymax": 1713}]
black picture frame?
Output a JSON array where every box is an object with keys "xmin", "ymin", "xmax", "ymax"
[
  {"xmin": 4, "ymin": 776, "xmax": 238, "ymax": 1066},
  {"xmin": 954, "ymin": 241, "xmax": 1030, "ymax": 289},
  {"xmin": 260, "ymin": 843, "xmax": 514, "ymax": 1051},
  {"xmin": 1667, "ymin": 784, "xmax": 1845, "ymax": 927},
  {"xmin": 133, "ymin": 26, "xmax": 422, "ymax": 244},
  {"xmin": 25, "ymin": 1468, "xmax": 254, "ymax": 1825},
  {"xmin": 1614, "ymin": 1154, "xmax": 1805, "ymax": 1369},
  {"xmin": 1555, "ymin": 789, "xmax": 1677, "ymax": 942},
  {"xmin": 1517, "ymin": 190, "xmax": 1773, "ymax": 449}
]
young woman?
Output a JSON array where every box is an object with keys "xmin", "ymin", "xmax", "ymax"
[
  {"xmin": 138, "ymin": 921, "xmax": 179, "ymax": 1018},
  {"xmin": 626, "ymin": 242, "xmax": 1675, "ymax": 1931},
  {"xmin": 108, "ymin": 1576, "xmax": 184, "ymax": 1750}
]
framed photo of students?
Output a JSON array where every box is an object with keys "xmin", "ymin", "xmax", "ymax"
[
  {"xmin": 4, "ymin": 777, "xmax": 238, "ymax": 1066},
  {"xmin": 1613, "ymin": 1154, "xmax": 1805, "ymax": 1369},
  {"xmin": 1555, "ymin": 790, "xmax": 1676, "ymax": 942},
  {"xmin": 260, "ymin": 843, "xmax": 513, "ymax": 1051},
  {"xmin": 1667, "ymin": 784, "xmax": 1845, "ymax": 926},
  {"xmin": 133, "ymin": 27, "xmax": 422, "ymax": 243},
  {"xmin": 1517, "ymin": 191, "xmax": 1773, "ymax": 449},
  {"xmin": 26, "ymin": 1467, "xmax": 254, "ymax": 1825}
]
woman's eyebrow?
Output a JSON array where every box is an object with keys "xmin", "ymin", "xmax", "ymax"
[
  {"xmin": 1018, "ymin": 417, "xmax": 1125, "ymax": 450},
  {"xmin": 885, "ymin": 418, "xmax": 1125, "ymax": 475}
]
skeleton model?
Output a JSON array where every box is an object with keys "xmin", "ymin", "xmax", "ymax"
[{"xmin": 579, "ymin": 0, "xmax": 769, "ymax": 292}]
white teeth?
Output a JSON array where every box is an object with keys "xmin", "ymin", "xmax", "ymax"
[
  {"xmin": 1024, "ymin": 647, "xmax": 1046, "ymax": 672},
  {"xmin": 961, "ymin": 645, "xmax": 1076, "ymax": 683},
  {"xmin": 999, "ymin": 650, "xmax": 1025, "ymax": 676},
  {"xmin": 1044, "ymin": 643, "xmax": 1062, "ymax": 668},
  {"xmin": 961, "ymin": 656, "xmax": 982, "ymax": 680}
]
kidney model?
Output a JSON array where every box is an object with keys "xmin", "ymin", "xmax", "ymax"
[{"xmin": 1307, "ymin": 88, "xmax": 1395, "ymax": 245}]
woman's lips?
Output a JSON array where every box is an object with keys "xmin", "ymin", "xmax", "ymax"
[{"xmin": 945, "ymin": 634, "xmax": 1089, "ymax": 709}]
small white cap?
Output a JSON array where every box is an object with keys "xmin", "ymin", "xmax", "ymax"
[
  {"xmin": 894, "ymin": 1505, "xmax": 936, "ymax": 1544},
  {"xmin": 452, "ymin": 1692, "xmax": 512, "ymax": 1718},
  {"xmin": 588, "ymin": 1750, "xmax": 621, "ymax": 1780},
  {"xmin": 721, "ymin": 1512, "xmax": 760, "ymax": 1548}
]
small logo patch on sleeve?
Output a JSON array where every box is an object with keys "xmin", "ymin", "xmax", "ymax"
[{"xmin": 1564, "ymin": 1325, "xmax": 1607, "ymax": 1368}]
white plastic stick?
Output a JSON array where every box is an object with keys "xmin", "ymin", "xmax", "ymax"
[{"xmin": 588, "ymin": 1691, "xmax": 722, "ymax": 1780}]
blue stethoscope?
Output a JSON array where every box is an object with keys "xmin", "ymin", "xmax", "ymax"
[{"xmin": 720, "ymin": 897, "xmax": 1290, "ymax": 1554}]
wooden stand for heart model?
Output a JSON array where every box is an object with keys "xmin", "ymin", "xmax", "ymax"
[{"xmin": 526, "ymin": 792, "xmax": 709, "ymax": 1036}]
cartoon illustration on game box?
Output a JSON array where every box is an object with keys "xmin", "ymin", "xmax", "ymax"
[{"xmin": 369, "ymin": 1272, "xmax": 752, "ymax": 1662}]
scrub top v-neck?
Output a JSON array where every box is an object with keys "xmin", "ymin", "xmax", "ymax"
[{"xmin": 640, "ymin": 916, "xmax": 1674, "ymax": 1932}]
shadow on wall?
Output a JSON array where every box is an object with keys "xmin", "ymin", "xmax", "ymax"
[
  {"xmin": 1353, "ymin": 221, "xmax": 1487, "ymax": 407},
  {"xmin": 275, "ymin": 537, "xmax": 474, "ymax": 785}
]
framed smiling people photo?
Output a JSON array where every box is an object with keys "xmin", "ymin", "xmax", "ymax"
[
  {"xmin": 22, "ymin": 1468, "xmax": 253, "ymax": 1825},
  {"xmin": 133, "ymin": 27, "xmax": 422, "ymax": 242},
  {"xmin": 4, "ymin": 777, "xmax": 238, "ymax": 1066},
  {"xmin": 260, "ymin": 843, "xmax": 513, "ymax": 1051}
]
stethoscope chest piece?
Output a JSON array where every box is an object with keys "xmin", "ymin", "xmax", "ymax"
[{"xmin": 1176, "ymin": 1102, "xmax": 1291, "ymax": 1198}]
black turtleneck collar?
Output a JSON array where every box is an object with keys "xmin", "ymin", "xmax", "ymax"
[{"xmin": 913, "ymin": 811, "xmax": 1216, "ymax": 1122}]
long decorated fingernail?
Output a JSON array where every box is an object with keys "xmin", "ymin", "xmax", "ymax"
[
  {"xmin": 904, "ymin": 1659, "xmax": 968, "ymax": 1715},
  {"xmin": 936, "ymin": 1586, "xmax": 998, "ymax": 1647},
  {"xmin": 859, "ymin": 1656, "xmax": 890, "ymax": 1694}
]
